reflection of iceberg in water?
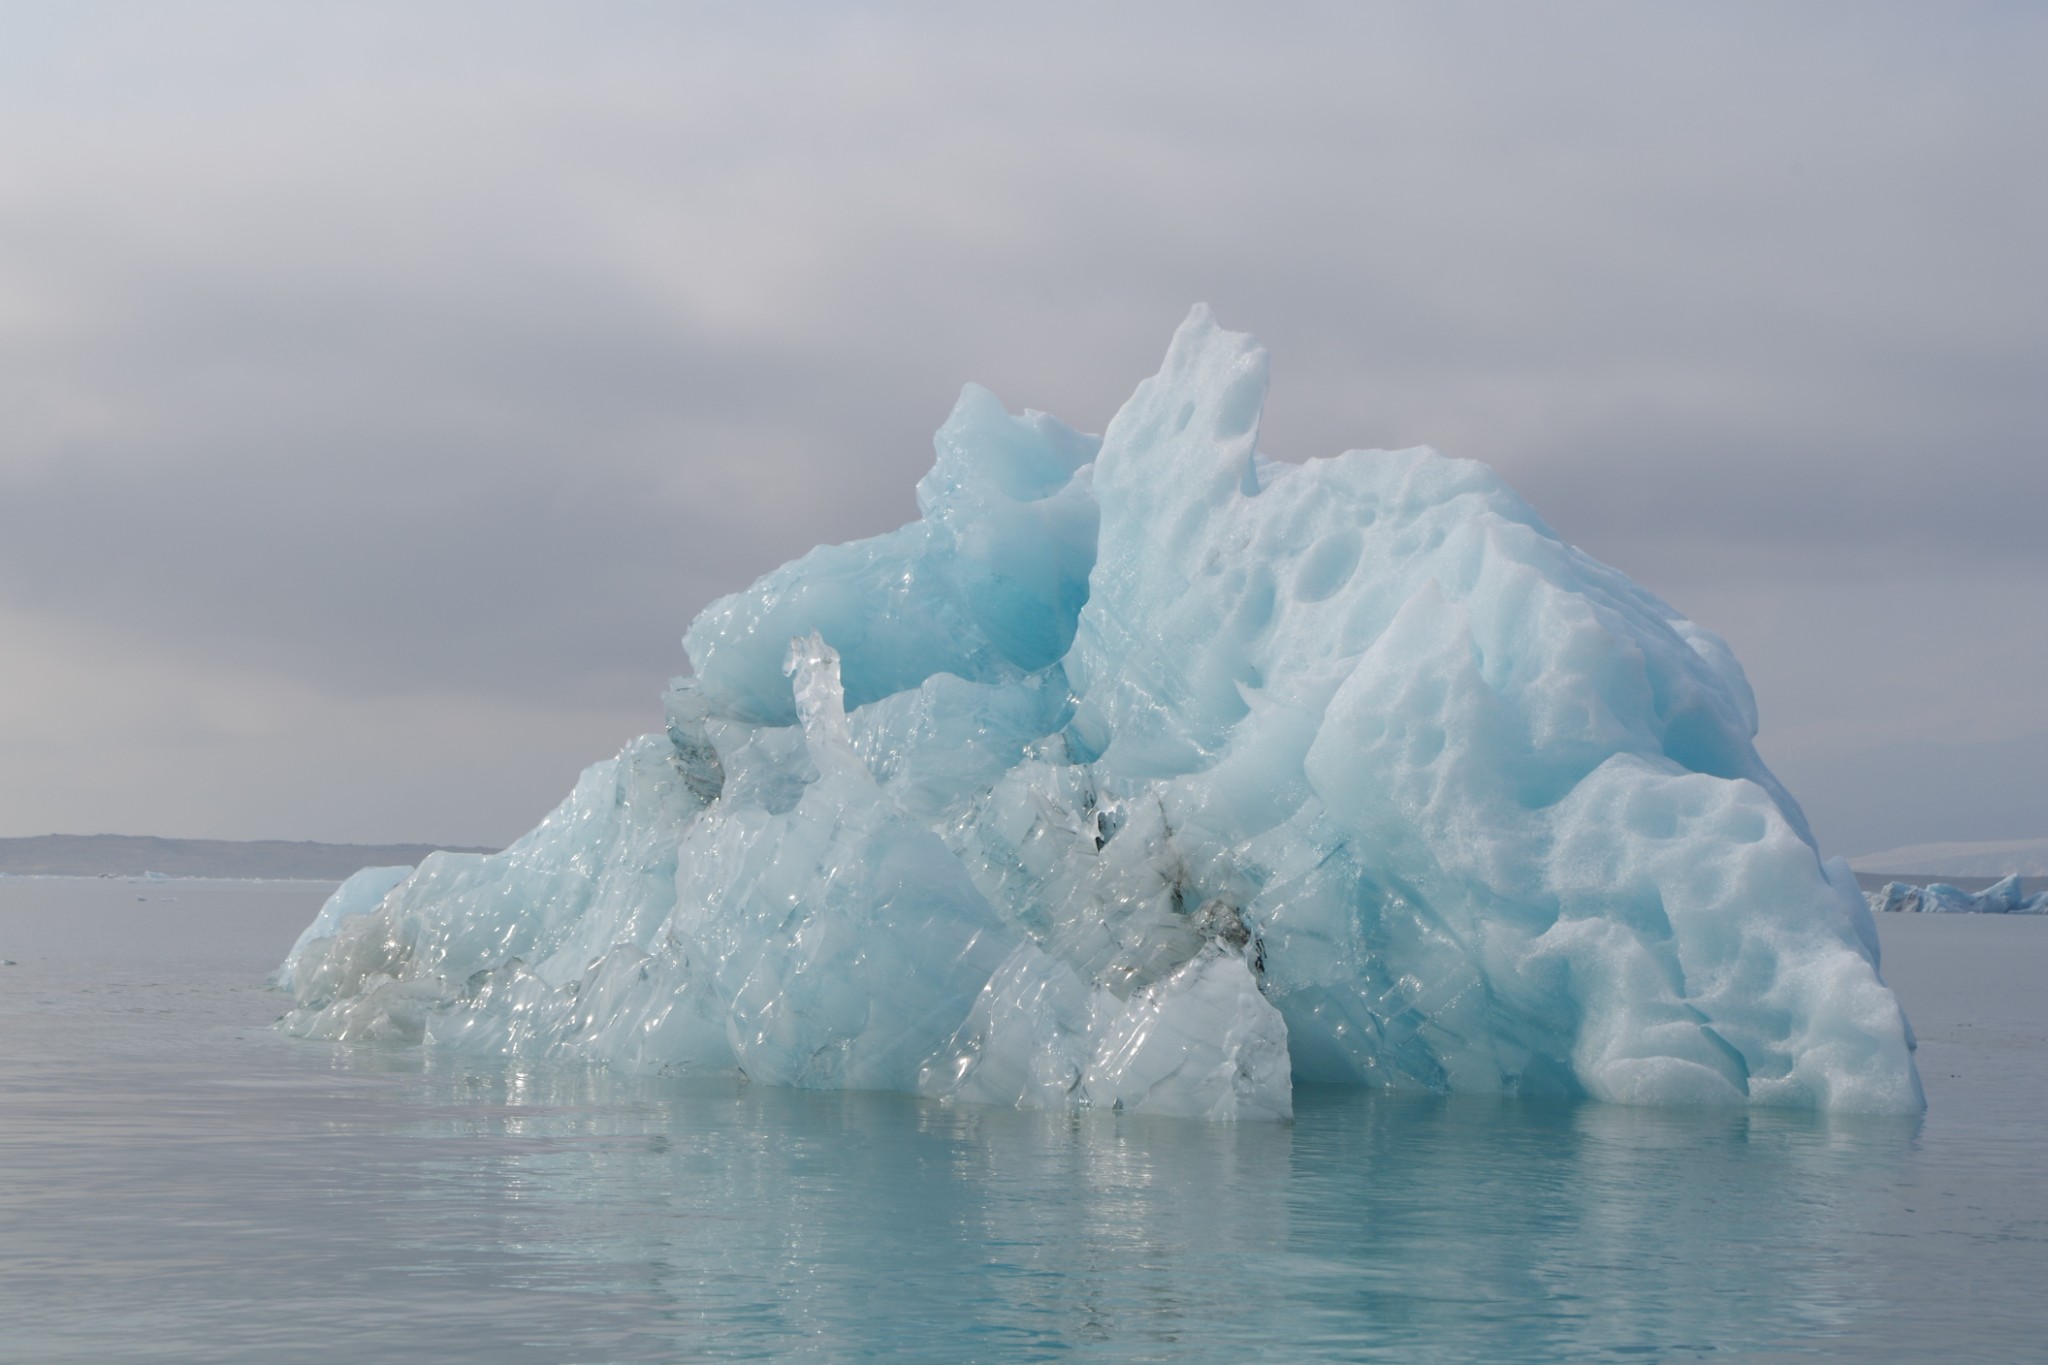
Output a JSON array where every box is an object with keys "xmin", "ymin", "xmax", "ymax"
[
  {"xmin": 281, "ymin": 308, "xmax": 1922, "ymax": 1117},
  {"xmin": 313, "ymin": 1049, "xmax": 1916, "ymax": 1359}
]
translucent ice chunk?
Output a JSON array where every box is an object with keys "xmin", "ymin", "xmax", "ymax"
[
  {"xmin": 679, "ymin": 388, "xmax": 1098, "ymax": 726},
  {"xmin": 275, "ymin": 864, "xmax": 411, "ymax": 992}
]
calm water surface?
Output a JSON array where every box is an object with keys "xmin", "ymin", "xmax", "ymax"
[{"xmin": 1, "ymin": 878, "xmax": 2043, "ymax": 1362}]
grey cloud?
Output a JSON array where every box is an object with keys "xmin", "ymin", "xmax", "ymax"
[
  {"xmin": 0, "ymin": 2, "xmax": 2042, "ymax": 849},
  {"xmin": 1777, "ymin": 729, "xmax": 2048, "ymax": 858}
]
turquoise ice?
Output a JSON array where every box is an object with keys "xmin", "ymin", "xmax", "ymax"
[{"xmin": 280, "ymin": 308, "xmax": 1923, "ymax": 1119}]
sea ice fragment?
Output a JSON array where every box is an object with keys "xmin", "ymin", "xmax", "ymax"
[{"xmin": 1869, "ymin": 875, "xmax": 2046, "ymax": 916}]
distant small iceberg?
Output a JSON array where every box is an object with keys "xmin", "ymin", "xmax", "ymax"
[{"xmin": 1868, "ymin": 875, "xmax": 2048, "ymax": 916}]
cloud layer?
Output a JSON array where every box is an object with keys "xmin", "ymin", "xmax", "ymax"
[{"xmin": 2, "ymin": 3, "xmax": 2042, "ymax": 852}]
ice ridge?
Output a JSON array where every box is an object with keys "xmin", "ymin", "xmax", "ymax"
[{"xmin": 279, "ymin": 307, "xmax": 1924, "ymax": 1119}]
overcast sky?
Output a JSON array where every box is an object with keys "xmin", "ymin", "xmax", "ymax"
[{"xmin": 1, "ymin": 2, "xmax": 2041, "ymax": 858}]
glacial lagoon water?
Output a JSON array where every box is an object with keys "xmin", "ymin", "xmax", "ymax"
[{"xmin": 1, "ymin": 877, "xmax": 2042, "ymax": 1362}]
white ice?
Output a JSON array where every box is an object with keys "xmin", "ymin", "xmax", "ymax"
[
  {"xmin": 279, "ymin": 307, "xmax": 1923, "ymax": 1118},
  {"xmin": 1869, "ymin": 876, "xmax": 2046, "ymax": 916}
]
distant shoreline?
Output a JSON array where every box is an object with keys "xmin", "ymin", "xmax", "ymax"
[
  {"xmin": 0, "ymin": 834, "xmax": 497, "ymax": 881},
  {"xmin": 0, "ymin": 833, "xmax": 2025, "ymax": 896}
]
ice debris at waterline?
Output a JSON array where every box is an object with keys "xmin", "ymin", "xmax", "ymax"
[
  {"xmin": 1869, "ymin": 875, "xmax": 2047, "ymax": 916},
  {"xmin": 279, "ymin": 308, "xmax": 1924, "ymax": 1119}
]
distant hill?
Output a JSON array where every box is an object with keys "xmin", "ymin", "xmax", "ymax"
[
  {"xmin": 1848, "ymin": 837, "xmax": 2048, "ymax": 880},
  {"xmin": 0, "ymin": 834, "xmax": 497, "ymax": 880}
]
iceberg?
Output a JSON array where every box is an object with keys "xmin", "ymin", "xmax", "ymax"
[
  {"xmin": 1869, "ymin": 875, "xmax": 2047, "ymax": 916},
  {"xmin": 279, "ymin": 307, "xmax": 1923, "ymax": 1117}
]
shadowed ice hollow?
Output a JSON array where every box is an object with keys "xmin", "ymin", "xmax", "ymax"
[{"xmin": 280, "ymin": 307, "xmax": 1924, "ymax": 1120}]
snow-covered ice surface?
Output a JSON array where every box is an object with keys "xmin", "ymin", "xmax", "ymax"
[{"xmin": 280, "ymin": 309, "xmax": 1922, "ymax": 1116}]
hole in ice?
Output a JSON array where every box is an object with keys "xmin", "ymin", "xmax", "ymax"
[
  {"xmin": 1293, "ymin": 530, "xmax": 1362, "ymax": 602},
  {"xmin": 1409, "ymin": 725, "xmax": 1446, "ymax": 765}
]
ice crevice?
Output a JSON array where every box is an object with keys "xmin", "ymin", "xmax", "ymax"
[{"xmin": 278, "ymin": 305, "xmax": 1924, "ymax": 1120}]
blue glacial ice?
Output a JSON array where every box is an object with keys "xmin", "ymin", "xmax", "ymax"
[
  {"xmin": 1869, "ymin": 875, "xmax": 2047, "ymax": 916},
  {"xmin": 279, "ymin": 307, "xmax": 1924, "ymax": 1118}
]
